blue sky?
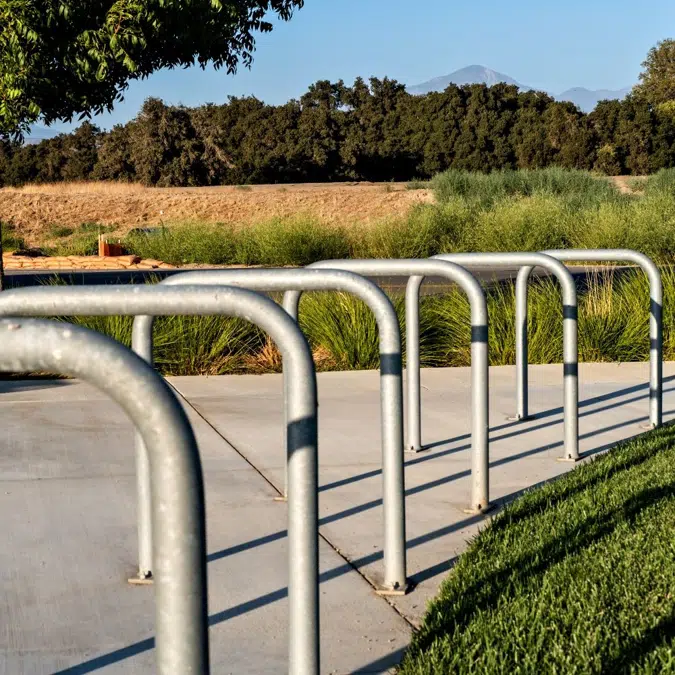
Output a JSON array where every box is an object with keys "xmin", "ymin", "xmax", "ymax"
[{"xmin": 52, "ymin": 0, "xmax": 675, "ymax": 132}]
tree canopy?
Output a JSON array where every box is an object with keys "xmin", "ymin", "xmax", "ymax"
[
  {"xmin": 0, "ymin": 0, "xmax": 304, "ymax": 138},
  {"xmin": 636, "ymin": 38, "xmax": 675, "ymax": 107},
  {"xmin": 5, "ymin": 79, "xmax": 675, "ymax": 188}
]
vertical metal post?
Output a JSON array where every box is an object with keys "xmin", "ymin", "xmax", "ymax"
[
  {"xmin": 470, "ymin": 300, "xmax": 490, "ymax": 512},
  {"xmin": 515, "ymin": 266, "xmax": 532, "ymax": 421},
  {"xmin": 282, "ymin": 283, "xmax": 407, "ymax": 593},
  {"xmin": 650, "ymin": 275, "xmax": 664, "ymax": 428},
  {"xmin": 405, "ymin": 276, "xmax": 424, "ymax": 453},
  {"xmin": 134, "ymin": 433, "xmax": 154, "ymax": 582},
  {"xmin": 0, "ymin": 318, "xmax": 209, "ymax": 674},
  {"xmin": 377, "ymin": 329, "xmax": 407, "ymax": 593},
  {"xmin": 132, "ymin": 316, "xmax": 154, "ymax": 582},
  {"xmin": 562, "ymin": 297, "xmax": 580, "ymax": 461},
  {"xmin": 277, "ymin": 313, "xmax": 320, "ymax": 675}
]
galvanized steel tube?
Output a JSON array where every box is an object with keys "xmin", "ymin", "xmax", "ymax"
[
  {"xmin": 284, "ymin": 260, "xmax": 489, "ymax": 513},
  {"xmin": 0, "ymin": 318, "xmax": 209, "ymax": 674},
  {"xmin": 516, "ymin": 249, "xmax": 663, "ymax": 429},
  {"xmin": 0, "ymin": 286, "xmax": 320, "ymax": 675},
  {"xmin": 432, "ymin": 253, "xmax": 580, "ymax": 462},
  {"xmin": 138, "ymin": 269, "xmax": 407, "ymax": 594}
]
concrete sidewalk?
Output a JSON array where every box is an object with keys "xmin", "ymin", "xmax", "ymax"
[{"xmin": 2, "ymin": 362, "xmax": 674, "ymax": 674}]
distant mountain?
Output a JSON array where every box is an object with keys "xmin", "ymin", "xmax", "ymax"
[
  {"xmin": 555, "ymin": 87, "xmax": 632, "ymax": 112},
  {"xmin": 407, "ymin": 66, "xmax": 631, "ymax": 112},
  {"xmin": 24, "ymin": 126, "xmax": 61, "ymax": 145},
  {"xmin": 407, "ymin": 65, "xmax": 530, "ymax": 96}
]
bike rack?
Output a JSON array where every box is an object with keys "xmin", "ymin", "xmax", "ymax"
[
  {"xmin": 0, "ymin": 285, "xmax": 320, "ymax": 675},
  {"xmin": 516, "ymin": 249, "xmax": 663, "ymax": 429},
  {"xmin": 283, "ymin": 259, "xmax": 490, "ymax": 514},
  {"xmin": 133, "ymin": 268, "xmax": 407, "ymax": 595},
  {"xmin": 429, "ymin": 253, "xmax": 580, "ymax": 462},
  {"xmin": 0, "ymin": 318, "xmax": 209, "ymax": 674}
]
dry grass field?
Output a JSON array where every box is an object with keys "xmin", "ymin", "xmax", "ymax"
[{"xmin": 0, "ymin": 181, "xmax": 433, "ymax": 246}]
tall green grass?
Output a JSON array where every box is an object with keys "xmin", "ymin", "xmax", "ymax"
[
  {"xmin": 117, "ymin": 168, "xmax": 675, "ymax": 265},
  {"xmin": 299, "ymin": 268, "xmax": 671, "ymax": 371},
  {"xmin": 644, "ymin": 167, "xmax": 675, "ymax": 196},
  {"xmin": 63, "ymin": 314, "xmax": 262, "ymax": 376},
  {"xmin": 125, "ymin": 217, "xmax": 350, "ymax": 266},
  {"xmin": 239, "ymin": 217, "xmax": 350, "ymax": 266},
  {"xmin": 125, "ymin": 223, "xmax": 237, "ymax": 265},
  {"xmin": 59, "ymin": 268, "xmax": 674, "ymax": 376},
  {"xmin": 297, "ymin": 292, "xmax": 391, "ymax": 370},
  {"xmin": 431, "ymin": 167, "xmax": 620, "ymax": 208},
  {"xmin": 428, "ymin": 270, "xmax": 665, "ymax": 368}
]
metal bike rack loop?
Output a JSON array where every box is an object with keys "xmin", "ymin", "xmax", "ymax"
[
  {"xmin": 283, "ymin": 259, "xmax": 490, "ymax": 514},
  {"xmin": 134, "ymin": 268, "xmax": 407, "ymax": 594},
  {"xmin": 429, "ymin": 252, "xmax": 580, "ymax": 462},
  {"xmin": 516, "ymin": 249, "xmax": 663, "ymax": 429},
  {"xmin": 0, "ymin": 318, "xmax": 209, "ymax": 674},
  {"xmin": 0, "ymin": 286, "xmax": 320, "ymax": 675}
]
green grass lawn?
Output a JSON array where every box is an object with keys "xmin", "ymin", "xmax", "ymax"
[{"xmin": 399, "ymin": 424, "xmax": 675, "ymax": 674}]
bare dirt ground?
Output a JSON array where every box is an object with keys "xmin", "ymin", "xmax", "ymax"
[
  {"xmin": 0, "ymin": 181, "xmax": 433, "ymax": 245},
  {"xmin": 612, "ymin": 176, "xmax": 642, "ymax": 194}
]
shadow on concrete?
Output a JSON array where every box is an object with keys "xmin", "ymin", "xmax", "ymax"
[
  {"xmin": 52, "ymin": 639, "xmax": 155, "ymax": 675},
  {"xmin": 51, "ymin": 430, "xmax": 672, "ymax": 675},
  {"xmin": 426, "ymin": 375, "xmax": 675, "ymax": 450},
  {"xmin": 0, "ymin": 377, "xmax": 73, "ymax": 394},
  {"xmin": 206, "ymin": 402, "xmax": 675, "ymax": 570},
  {"xmin": 49, "ymin": 375, "xmax": 675, "ymax": 674},
  {"xmin": 318, "ymin": 378, "xmax": 675, "ymax": 495},
  {"xmin": 352, "ymin": 647, "xmax": 408, "ymax": 673},
  {"xmin": 54, "ymin": 454, "xmax": 641, "ymax": 675},
  {"xmin": 51, "ymin": 506, "xmax": 488, "ymax": 674}
]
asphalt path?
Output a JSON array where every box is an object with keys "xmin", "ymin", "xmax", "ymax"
[
  {"xmin": 3, "ymin": 264, "xmax": 634, "ymax": 294},
  {"xmin": 5, "ymin": 265, "xmax": 635, "ymax": 295}
]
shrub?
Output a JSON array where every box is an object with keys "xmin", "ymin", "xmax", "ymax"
[
  {"xmin": 125, "ymin": 222, "xmax": 238, "ymax": 265},
  {"xmin": 297, "ymin": 292, "xmax": 388, "ymax": 370},
  {"xmin": 1, "ymin": 222, "xmax": 25, "ymax": 251},
  {"xmin": 64, "ymin": 313, "xmax": 260, "ymax": 376},
  {"xmin": 236, "ymin": 217, "xmax": 350, "ymax": 266},
  {"xmin": 432, "ymin": 168, "xmax": 618, "ymax": 208},
  {"xmin": 471, "ymin": 195, "xmax": 571, "ymax": 253},
  {"xmin": 644, "ymin": 167, "xmax": 675, "ymax": 196},
  {"xmin": 49, "ymin": 225, "xmax": 75, "ymax": 238}
]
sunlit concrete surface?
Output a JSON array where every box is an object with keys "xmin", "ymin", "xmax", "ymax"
[{"xmin": 2, "ymin": 361, "xmax": 673, "ymax": 673}]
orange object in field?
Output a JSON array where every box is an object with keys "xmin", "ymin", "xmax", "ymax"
[{"xmin": 98, "ymin": 235, "xmax": 125, "ymax": 257}]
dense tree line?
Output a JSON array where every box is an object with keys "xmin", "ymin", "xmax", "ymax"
[{"xmin": 2, "ymin": 78, "xmax": 675, "ymax": 187}]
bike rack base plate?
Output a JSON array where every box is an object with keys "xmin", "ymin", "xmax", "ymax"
[
  {"xmin": 375, "ymin": 583, "xmax": 411, "ymax": 597},
  {"xmin": 128, "ymin": 574, "xmax": 154, "ymax": 586}
]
